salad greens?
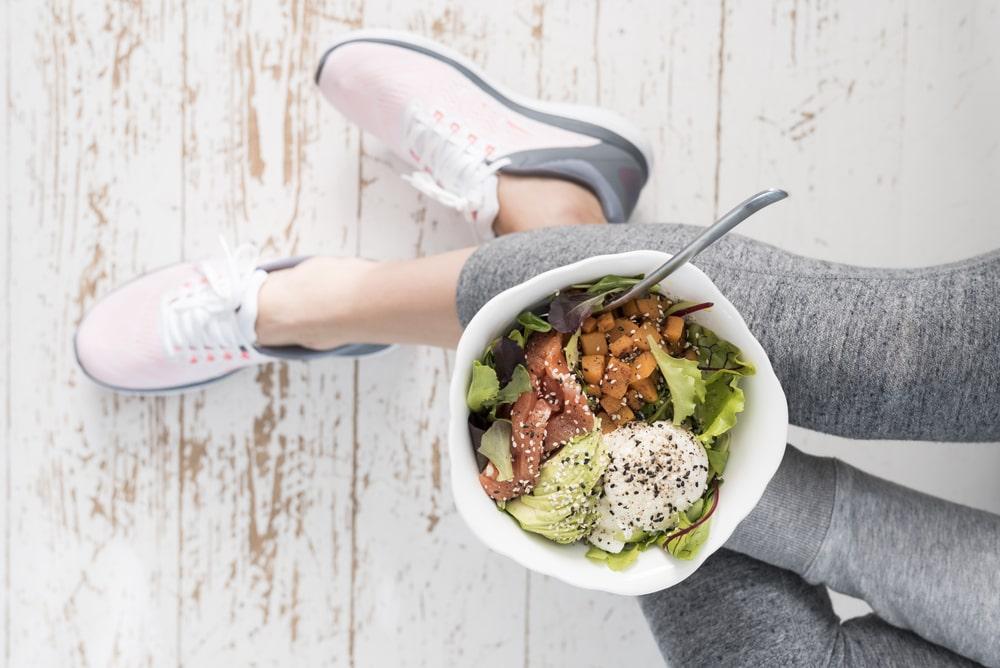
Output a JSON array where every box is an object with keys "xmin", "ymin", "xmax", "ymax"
[
  {"xmin": 467, "ymin": 360, "xmax": 500, "ymax": 412},
  {"xmin": 466, "ymin": 360, "xmax": 532, "ymax": 414},
  {"xmin": 517, "ymin": 310, "xmax": 552, "ymax": 333},
  {"xmin": 647, "ymin": 336, "xmax": 706, "ymax": 425},
  {"xmin": 478, "ymin": 421, "xmax": 514, "ymax": 482}
]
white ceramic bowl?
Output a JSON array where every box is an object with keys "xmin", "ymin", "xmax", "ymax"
[{"xmin": 448, "ymin": 251, "xmax": 788, "ymax": 595}]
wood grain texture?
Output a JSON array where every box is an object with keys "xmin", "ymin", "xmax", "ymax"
[{"xmin": 3, "ymin": 1, "xmax": 999, "ymax": 667}]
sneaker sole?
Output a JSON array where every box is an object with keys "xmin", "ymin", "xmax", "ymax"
[{"xmin": 315, "ymin": 29, "xmax": 653, "ymax": 176}]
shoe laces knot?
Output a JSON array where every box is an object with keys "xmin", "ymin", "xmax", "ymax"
[
  {"xmin": 401, "ymin": 103, "xmax": 508, "ymax": 222},
  {"xmin": 160, "ymin": 237, "xmax": 259, "ymax": 358}
]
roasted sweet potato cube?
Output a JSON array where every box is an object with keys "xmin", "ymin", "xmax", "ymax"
[
  {"xmin": 635, "ymin": 297, "xmax": 659, "ymax": 319},
  {"xmin": 600, "ymin": 394, "xmax": 624, "ymax": 414},
  {"xmin": 632, "ymin": 351, "xmax": 657, "ymax": 379},
  {"xmin": 626, "ymin": 389, "xmax": 644, "ymax": 411},
  {"xmin": 612, "ymin": 404, "xmax": 636, "ymax": 423},
  {"xmin": 585, "ymin": 383, "xmax": 602, "ymax": 397},
  {"xmin": 663, "ymin": 315, "xmax": 685, "ymax": 344},
  {"xmin": 580, "ymin": 332, "xmax": 607, "ymax": 356},
  {"xmin": 631, "ymin": 376, "xmax": 659, "ymax": 403},
  {"xmin": 602, "ymin": 357, "xmax": 635, "ymax": 399},
  {"xmin": 598, "ymin": 412, "xmax": 616, "ymax": 433},
  {"xmin": 622, "ymin": 300, "xmax": 641, "ymax": 317},
  {"xmin": 608, "ymin": 318, "xmax": 637, "ymax": 343},
  {"xmin": 634, "ymin": 322, "xmax": 661, "ymax": 351},
  {"xmin": 608, "ymin": 333, "xmax": 637, "ymax": 357},
  {"xmin": 581, "ymin": 316, "xmax": 598, "ymax": 334},
  {"xmin": 581, "ymin": 354, "xmax": 606, "ymax": 385},
  {"xmin": 595, "ymin": 312, "xmax": 616, "ymax": 333}
]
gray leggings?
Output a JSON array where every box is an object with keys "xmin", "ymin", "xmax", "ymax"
[{"xmin": 455, "ymin": 224, "xmax": 1000, "ymax": 668}]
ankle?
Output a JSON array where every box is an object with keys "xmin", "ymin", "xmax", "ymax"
[
  {"xmin": 493, "ymin": 174, "xmax": 606, "ymax": 235},
  {"xmin": 255, "ymin": 256, "xmax": 375, "ymax": 350}
]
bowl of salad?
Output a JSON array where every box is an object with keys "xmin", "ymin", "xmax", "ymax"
[{"xmin": 448, "ymin": 250, "xmax": 787, "ymax": 595}]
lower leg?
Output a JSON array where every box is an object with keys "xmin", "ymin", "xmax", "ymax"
[
  {"xmin": 256, "ymin": 248, "xmax": 473, "ymax": 350},
  {"xmin": 254, "ymin": 174, "xmax": 605, "ymax": 350}
]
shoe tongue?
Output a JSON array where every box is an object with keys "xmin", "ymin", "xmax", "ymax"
[
  {"xmin": 236, "ymin": 269, "xmax": 269, "ymax": 345},
  {"xmin": 468, "ymin": 172, "xmax": 500, "ymax": 240}
]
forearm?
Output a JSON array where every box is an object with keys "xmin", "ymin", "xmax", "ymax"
[{"xmin": 726, "ymin": 446, "xmax": 1000, "ymax": 667}]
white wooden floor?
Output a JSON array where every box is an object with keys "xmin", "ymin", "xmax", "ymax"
[{"xmin": 3, "ymin": 1, "xmax": 1000, "ymax": 666}]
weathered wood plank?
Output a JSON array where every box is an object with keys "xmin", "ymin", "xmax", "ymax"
[
  {"xmin": 1, "ymin": 1, "xmax": 10, "ymax": 663},
  {"xmin": 349, "ymin": 3, "xmax": 533, "ymax": 665},
  {"xmin": 720, "ymin": 0, "xmax": 1000, "ymax": 266},
  {"xmin": 6, "ymin": 0, "xmax": 186, "ymax": 665},
  {"xmin": 594, "ymin": 0, "xmax": 725, "ymax": 228},
  {"xmin": 175, "ymin": 0, "xmax": 362, "ymax": 664}
]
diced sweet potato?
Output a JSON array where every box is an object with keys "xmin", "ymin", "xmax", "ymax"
[
  {"xmin": 632, "ymin": 351, "xmax": 657, "ymax": 379},
  {"xmin": 626, "ymin": 389, "xmax": 644, "ymax": 411},
  {"xmin": 635, "ymin": 297, "xmax": 659, "ymax": 319},
  {"xmin": 608, "ymin": 333, "xmax": 637, "ymax": 357},
  {"xmin": 634, "ymin": 322, "xmax": 661, "ymax": 351},
  {"xmin": 580, "ymin": 332, "xmax": 607, "ymax": 356},
  {"xmin": 622, "ymin": 300, "xmax": 641, "ymax": 317},
  {"xmin": 585, "ymin": 383, "xmax": 602, "ymax": 397},
  {"xmin": 598, "ymin": 412, "xmax": 616, "ymax": 433},
  {"xmin": 663, "ymin": 315, "xmax": 685, "ymax": 344},
  {"xmin": 581, "ymin": 354, "xmax": 606, "ymax": 385},
  {"xmin": 602, "ymin": 357, "xmax": 635, "ymax": 399},
  {"xmin": 581, "ymin": 316, "xmax": 598, "ymax": 334},
  {"xmin": 608, "ymin": 318, "xmax": 637, "ymax": 343},
  {"xmin": 596, "ymin": 312, "xmax": 616, "ymax": 333},
  {"xmin": 631, "ymin": 376, "xmax": 659, "ymax": 403},
  {"xmin": 600, "ymin": 394, "xmax": 623, "ymax": 414},
  {"xmin": 612, "ymin": 404, "xmax": 636, "ymax": 423}
]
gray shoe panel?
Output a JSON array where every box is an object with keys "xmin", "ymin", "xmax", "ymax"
[{"xmin": 500, "ymin": 142, "xmax": 647, "ymax": 222}]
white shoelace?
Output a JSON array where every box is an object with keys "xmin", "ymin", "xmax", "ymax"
[
  {"xmin": 401, "ymin": 103, "xmax": 509, "ymax": 223},
  {"xmin": 160, "ymin": 238, "xmax": 260, "ymax": 359}
]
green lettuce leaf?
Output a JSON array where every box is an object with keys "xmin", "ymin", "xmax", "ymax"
[
  {"xmin": 496, "ymin": 365, "xmax": 532, "ymax": 405},
  {"xmin": 686, "ymin": 324, "xmax": 756, "ymax": 375},
  {"xmin": 508, "ymin": 329, "xmax": 526, "ymax": 347},
  {"xmin": 517, "ymin": 311, "xmax": 552, "ymax": 333},
  {"xmin": 585, "ymin": 544, "xmax": 641, "ymax": 571},
  {"xmin": 580, "ymin": 274, "xmax": 643, "ymax": 294},
  {"xmin": 586, "ymin": 530, "xmax": 670, "ymax": 571},
  {"xmin": 564, "ymin": 330, "xmax": 581, "ymax": 372},
  {"xmin": 467, "ymin": 360, "xmax": 500, "ymax": 412},
  {"xmin": 477, "ymin": 420, "xmax": 514, "ymax": 481},
  {"xmin": 696, "ymin": 374, "xmax": 746, "ymax": 444},
  {"xmin": 647, "ymin": 336, "xmax": 706, "ymax": 424},
  {"xmin": 705, "ymin": 432, "xmax": 730, "ymax": 479},
  {"xmin": 663, "ymin": 492, "xmax": 719, "ymax": 560},
  {"xmin": 664, "ymin": 513, "xmax": 712, "ymax": 561}
]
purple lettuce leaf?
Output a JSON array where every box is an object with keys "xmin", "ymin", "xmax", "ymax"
[
  {"xmin": 547, "ymin": 291, "xmax": 606, "ymax": 333},
  {"xmin": 492, "ymin": 336, "xmax": 526, "ymax": 385}
]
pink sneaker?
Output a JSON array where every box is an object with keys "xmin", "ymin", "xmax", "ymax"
[
  {"xmin": 316, "ymin": 30, "xmax": 651, "ymax": 237},
  {"xmin": 74, "ymin": 242, "xmax": 388, "ymax": 395}
]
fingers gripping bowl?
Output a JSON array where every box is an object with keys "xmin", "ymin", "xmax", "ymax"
[{"xmin": 448, "ymin": 251, "xmax": 788, "ymax": 595}]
